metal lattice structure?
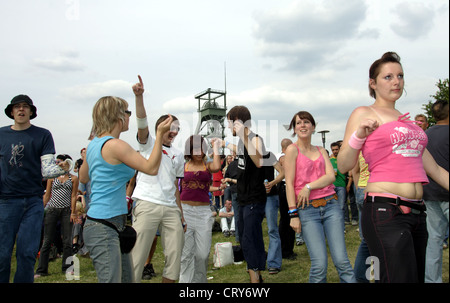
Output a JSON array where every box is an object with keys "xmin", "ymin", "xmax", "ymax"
[{"xmin": 194, "ymin": 88, "xmax": 227, "ymax": 140}]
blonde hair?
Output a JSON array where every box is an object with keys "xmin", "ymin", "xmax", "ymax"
[{"xmin": 92, "ymin": 96, "xmax": 128, "ymax": 136}]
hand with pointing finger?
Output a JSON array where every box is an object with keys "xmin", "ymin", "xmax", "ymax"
[{"xmin": 132, "ymin": 75, "xmax": 145, "ymax": 96}]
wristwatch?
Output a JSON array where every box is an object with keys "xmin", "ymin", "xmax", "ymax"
[{"xmin": 306, "ymin": 184, "xmax": 311, "ymax": 191}]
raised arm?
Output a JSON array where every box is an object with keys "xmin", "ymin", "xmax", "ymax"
[
  {"xmin": 132, "ymin": 75, "xmax": 150, "ymax": 144},
  {"xmin": 208, "ymin": 138, "xmax": 223, "ymax": 173},
  {"xmin": 338, "ymin": 106, "xmax": 379, "ymax": 173},
  {"xmin": 233, "ymin": 120, "xmax": 263, "ymax": 168},
  {"xmin": 112, "ymin": 115, "xmax": 173, "ymax": 175}
]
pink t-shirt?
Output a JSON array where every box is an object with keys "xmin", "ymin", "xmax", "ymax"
[
  {"xmin": 293, "ymin": 144, "xmax": 335, "ymax": 200},
  {"xmin": 362, "ymin": 113, "xmax": 428, "ymax": 184}
]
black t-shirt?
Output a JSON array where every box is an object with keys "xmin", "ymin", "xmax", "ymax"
[
  {"xmin": 224, "ymin": 159, "xmax": 238, "ymax": 194},
  {"xmin": 423, "ymin": 125, "xmax": 449, "ymax": 201},
  {"xmin": 236, "ymin": 132, "xmax": 275, "ymax": 205}
]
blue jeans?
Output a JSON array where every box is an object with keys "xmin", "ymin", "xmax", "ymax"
[
  {"xmin": 355, "ymin": 187, "xmax": 365, "ymax": 239},
  {"xmin": 0, "ymin": 196, "xmax": 44, "ymax": 283},
  {"xmin": 83, "ymin": 217, "xmax": 133, "ymax": 283},
  {"xmin": 230, "ymin": 192, "xmax": 240, "ymax": 242},
  {"xmin": 265, "ymin": 195, "xmax": 282, "ymax": 269},
  {"xmin": 424, "ymin": 200, "xmax": 449, "ymax": 283},
  {"xmin": 334, "ymin": 187, "xmax": 347, "ymax": 214},
  {"xmin": 238, "ymin": 202, "xmax": 266, "ymax": 272},
  {"xmin": 353, "ymin": 187, "xmax": 370, "ymax": 282},
  {"xmin": 298, "ymin": 195, "xmax": 356, "ymax": 283}
]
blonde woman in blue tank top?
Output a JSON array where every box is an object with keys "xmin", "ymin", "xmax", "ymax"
[{"xmin": 79, "ymin": 96, "xmax": 172, "ymax": 283}]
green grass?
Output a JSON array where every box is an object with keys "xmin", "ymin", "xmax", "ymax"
[{"xmin": 9, "ymin": 217, "xmax": 449, "ymax": 283}]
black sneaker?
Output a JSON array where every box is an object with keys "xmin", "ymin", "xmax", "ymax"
[
  {"xmin": 142, "ymin": 263, "xmax": 156, "ymax": 280},
  {"xmin": 72, "ymin": 243, "xmax": 80, "ymax": 254},
  {"xmin": 282, "ymin": 252, "xmax": 297, "ymax": 260}
]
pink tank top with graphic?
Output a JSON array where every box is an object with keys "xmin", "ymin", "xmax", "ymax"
[
  {"xmin": 362, "ymin": 112, "xmax": 428, "ymax": 184},
  {"xmin": 293, "ymin": 144, "xmax": 335, "ymax": 200}
]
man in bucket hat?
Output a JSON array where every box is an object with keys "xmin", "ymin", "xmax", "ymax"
[
  {"xmin": 0, "ymin": 94, "xmax": 72, "ymax": 283},
  {"xmin": 4, "ymin": 94, "xmax": 37, "ymax": 120}
]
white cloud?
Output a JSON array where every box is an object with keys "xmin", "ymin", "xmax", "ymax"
[
  {"xmin": 253, "ymin": 0, "xmax": 370, "ymax": 71},
  {"xmin": 163, "ymin": 95, "xmax": 200, "ymax": 113},
  {"xmin": 390, "ymin": 2, "xmax": 435, "ymax": 40},
  {"xmin": 33, "ymin": 51, "xmax": 85, "ymax": 72},
  {"xmin": 58, "ymin": 80, "xmax": 133, "ymax": 103}
]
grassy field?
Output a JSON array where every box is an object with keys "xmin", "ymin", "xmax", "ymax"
[{"xmin": 9, "ymin": 216, "xmax": 449, "ymax": 283}]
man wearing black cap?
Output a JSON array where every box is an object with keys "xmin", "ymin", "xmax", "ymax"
[{"xmin": 0, "ymin": 94, "xmax": 71, "ymax": 283}]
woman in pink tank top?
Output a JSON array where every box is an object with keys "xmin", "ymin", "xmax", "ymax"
[
  {"xmin": 284, "ymin": 111, "xmax": 356, "ymax": 283},
  {"xmin": 337, "ymin": 52, "xmax": 449, "ymax": 283},
  {"xmin": 179, "ymin": 135, "xmax": 222, "ymax": 283}
]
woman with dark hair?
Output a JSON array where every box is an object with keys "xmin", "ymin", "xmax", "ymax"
[
  {"xmin": 35, "ymin": 154, "xmax": 78, "ymax": 278},
  {"xmin": 179, "ymin": 135, "xmax": 222, "ymax": 283},
  {"xmin": 338, "ymin": 52, "xmax": 449, "ymax": 282},
  {"xmin": 284, "ymin": 111, "xmax": 355, "ymax": 283}
]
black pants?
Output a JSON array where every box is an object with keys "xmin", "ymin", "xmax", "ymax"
[
  {"xmin": 278, "ymin": 184, "xmax": 295, "ymax": 257},
  {"xmin": 238, "ymin": 202, "xmax": 266, "ymax": 271},
  {"xmin": 362, "ymin": 200, "xmax": 428, "ymax": 283},
  {"xmin": 36, "ymin": 207, "xmax": 73, "ymax": 274}
]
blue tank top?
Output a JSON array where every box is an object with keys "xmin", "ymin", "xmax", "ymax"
[{"xmin": 86, "ymin": 136, "xmax": 135, "ymax": 219}]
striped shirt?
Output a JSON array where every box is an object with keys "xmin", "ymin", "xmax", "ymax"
[{"xmin": 47, "ymin": 175, "xmax": 73, "ymax": 208}]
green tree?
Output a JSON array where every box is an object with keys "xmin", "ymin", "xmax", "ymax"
[{"xmin": 422, "ymin": 78, "xmax": 449, "ymax": 126}]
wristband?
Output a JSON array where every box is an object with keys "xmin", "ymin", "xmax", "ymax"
[
  {"xmin": 136, "ymin": 116, "xmax": 148, "ymax": 129},
  {"xmin": 288, "ymin": 211, "xmax": 299, "ymax": 218},
  {"xmin": 225, "ymin": 141, "xmax": 230, "ymax": 148},
  {"xmin": 348, "ymin": 131, "xmax": 366, "ymax": 150}
]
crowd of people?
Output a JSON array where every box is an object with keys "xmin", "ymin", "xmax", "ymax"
[{"xmin": 0, "ymin": 52, "xmax": 448, "ymax": 284}]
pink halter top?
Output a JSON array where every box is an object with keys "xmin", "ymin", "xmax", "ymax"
[
  {"xmin": 293, "ymin": 144, "xmax": 335, "ymax": 200},
  {"xmin": 180, "ymin": 162, "xmax": 212, "ymax": 203}
]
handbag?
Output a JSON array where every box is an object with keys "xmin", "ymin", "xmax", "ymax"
[
  {"xmin": 213, "ymin": 242, "xmax": 234, "ymax": 268},
  {"xmin": 87, "ymin": 216, "xmax": 137, "ymax": 254}
]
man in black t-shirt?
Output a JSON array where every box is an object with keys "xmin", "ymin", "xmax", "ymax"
[{"xmin": 221, "ymin": 105, "xmax": 269, "ymax": 283}]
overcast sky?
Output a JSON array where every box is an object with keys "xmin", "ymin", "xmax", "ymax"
[{"xmin": 1, "ymin": 0, "xmax": 448, "ymax": 162}]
